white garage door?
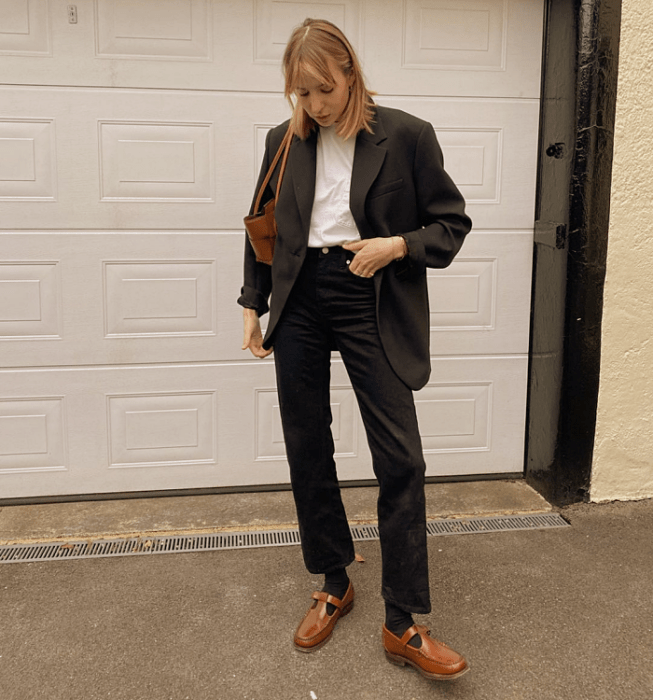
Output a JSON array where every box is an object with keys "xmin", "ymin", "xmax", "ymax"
[{"xmin": 0, "ymin": 0, "xmax": 543, "ymax": 498}]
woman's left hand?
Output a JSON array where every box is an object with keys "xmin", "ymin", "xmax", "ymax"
[{"xmin": 343, "ymin": 237, "xmax": 406, "ymax": 278}]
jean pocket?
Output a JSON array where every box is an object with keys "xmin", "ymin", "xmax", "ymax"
[{"xmin": 345, "ymin": 260, "xmax": 374, "ymax": 281}]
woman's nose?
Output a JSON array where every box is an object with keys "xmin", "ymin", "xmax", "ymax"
[{"xmin": 310, "ymin": 96, "xmax": 324, "ymax": 115}]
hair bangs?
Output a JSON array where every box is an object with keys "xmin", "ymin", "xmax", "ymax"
[{"xmin": 282, "ymin": 18, "xmax": 376, "ymax": 140}]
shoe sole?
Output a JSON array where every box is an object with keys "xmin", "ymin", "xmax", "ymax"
[
  {"xmin": 293, "ymin": 599, "xmax": 354, "ymax": 653},
  {"xmin": 385, "ymin": 650, "xmax": 470, "ymax": 681}
]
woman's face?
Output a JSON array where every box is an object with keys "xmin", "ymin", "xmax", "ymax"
[{"xmin": 295, "ymin": 59, "xmax": 352, "ymax": 129}]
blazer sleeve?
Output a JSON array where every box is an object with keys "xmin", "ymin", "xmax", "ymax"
[
  {"xmin": 237, "ymin": 129, "xmax": 274, "ymax": 316},
  {"xmin": 396, "ymin": 121, "xmax": 472, "ymax": 280}
]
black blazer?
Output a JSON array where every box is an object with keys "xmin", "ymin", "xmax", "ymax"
[{"xmin": 238, "ymin": 105, "xmax": 472, "ymax": 390}]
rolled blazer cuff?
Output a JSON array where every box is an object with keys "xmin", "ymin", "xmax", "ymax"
[
  {"xmin": 394, "ymin": 230, "xmax": 426, "ymax": 280},
  {"xmin": 237, "ymin": 285, "xmax": 270, "ymax": 317}
]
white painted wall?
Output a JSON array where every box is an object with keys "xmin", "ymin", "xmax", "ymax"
[{"xmin": 591, "ymin": 0, "xmax": 653, "ymax": 502}]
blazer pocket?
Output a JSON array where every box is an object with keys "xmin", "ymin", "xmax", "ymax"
[{"xmin": 368, "ymin": 177, "xmax": 404, "ymax": 199}]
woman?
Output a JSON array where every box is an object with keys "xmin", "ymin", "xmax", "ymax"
[{"xmin": 239, "ymin": 18, "xmax": 472, "ymax": 681}]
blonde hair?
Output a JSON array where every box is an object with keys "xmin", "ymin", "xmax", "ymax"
[{"xmin": 282, "ymin": 18, "xmax": 375, "ymax": 140}]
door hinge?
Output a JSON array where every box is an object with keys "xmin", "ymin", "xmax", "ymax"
[{"xmin": 534, "ymin": 221, "xmax": 567, "ymax": 249}]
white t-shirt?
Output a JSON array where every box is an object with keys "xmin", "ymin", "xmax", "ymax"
[{"xmin": 307, "ymin": 125, "xmax": 362, "ymax": 248}]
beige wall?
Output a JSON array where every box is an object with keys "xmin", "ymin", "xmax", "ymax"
[{"xmin": 591, "ymin": 0, "xmax": 653, "ymax": 501}]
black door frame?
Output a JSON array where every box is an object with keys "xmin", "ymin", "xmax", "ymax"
[{"xmin": 526, "ymin": 0, "xmax": 622, "ymax": 505}]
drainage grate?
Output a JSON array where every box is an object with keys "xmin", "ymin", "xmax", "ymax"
[
  {"xmin": 426, "ymin": 512, "xmax": 569, "ymax": 536},
  {"xmin": 0, "ymin": 512, "xmax": 568, "ymax": 564}
]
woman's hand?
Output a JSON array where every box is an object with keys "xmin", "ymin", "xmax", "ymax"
[
  {"xmin": 343, "ymin": 237, "xmax": 407, "ymax": 277},
  {"xmin": 242, "ymin": 308, "xmax": 273, "ymax": 358}
]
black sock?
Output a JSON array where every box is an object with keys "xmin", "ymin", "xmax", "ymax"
[
  {"xmin": 322, "ymin": 568, "xmax": 350, "ymax": 615},
  {"xmin": 385, "ymin": 603, "xmax": 422, "ymax": 649}
]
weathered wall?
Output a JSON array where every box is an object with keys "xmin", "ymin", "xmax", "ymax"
[{"xmin": 591, "ymin": 0, "xmax": 653, "ymax": 501}]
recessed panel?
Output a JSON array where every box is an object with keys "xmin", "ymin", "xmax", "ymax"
[
  {"xmin": 0, "ymin": 0, "xmax": 51, "ymax": 55},
  {"xmin": 104, "ymin": 261, "xmax": 215, "ymax": 337},
  {"xmin": 0, "ymin": 119, "xmax": 56, "ymax": 199},
  {"xmin": 0, "ymin": 138, "xmax": 35, "ymax": 181},
  {"xmin": 254, "ymin": 0, "xmax": 361, "ymax": 63},
  {"xmin": 117, "ymin": 140, "xmax": 196, "ymax": 184},
  {"xmin": 0, "ymin": 262, "xmax": 61, "ymax": 338},
  {"xmin": 419, "ymin": 356, "xmax": 528, "ymax": 475},
  {"xmin": 95, "ymin": 0, "xmax": 211, "ymax": 60},
  {"xmin": 0, "ymin": 397, "xmax": 66, "ymax": 472},
  {"xmin": 99, "ymin": 121, "xmax": 213, "ymax": 201},
  {"xmin": 438, "ymin": 129, "xmax": 501, "ymax": 203},
  {"xmin": 415, "ymin": 383, "xmax": 491, "ymax": 453},
  {"xmin": 255, "ymin": 386, "xmax": 358, "ymax": 460},
  {"xmin": 125, "ymin": 409, "xmax": 199, "ymax": 450},
  {"xmin": 0, "ymin": 0, "xmax": 30, "ymax": 34},
  {"xmin": 107, "ymin": 392, "xmax": 215, "ymax": 467},
  {"xmin": 428, "ymin": 232, "xmax": 533, "ymax": 355},
  {"xmin": 0, "ymin": 415, "xmax": 47, "ymax": 455},
  {"xmin": 0, "ymin": 280, "xmax": 41, "ymax": 321},
  {"xmin": 404, "ymin": 0, "xmax": 506, "ymax": 70},
  {"xmin": 428, "ymin": 258, "xmax": 496, "ymax": 330}
]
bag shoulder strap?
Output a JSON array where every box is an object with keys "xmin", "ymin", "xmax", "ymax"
[{"xmin": 253, "ymin": 125, "xmax": 293, "ymax": 214}]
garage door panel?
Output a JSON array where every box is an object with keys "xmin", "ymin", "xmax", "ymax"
[
  {"xmin": 0, "ymin": 360, "xmax": 366, "ymax": 497},
  {"xmin": 0, "ymin": 232, "xmax": 247, "ymax": 367},
  {"xmin": 98, "ymin": 120, "xmax": 214, "ymax": 202},
  {"xmin": 419, "ymin": 355, "xmax": 528, "ymax": 476},
  {"xmin": 0, "ymin": 367, "xmax": 219, "ymax": 497},
  {"xmin": 1, "ymin": 0, "xmax": 542, "ymax": 98},
  {"xmin": 0, "ymin": 260, "xmax": 62, "ymax": 339},
  {"xmin": 95, "ymin": 0, "xmax": 212, "ymax": 61},
  {"xmin": 0, "ymin": 396, "xmax": 67, "ymax": 473},
  {"xmin": 218, "ymin": 359, "xmax": 377, "ymax": 486},
  {"xmin": 103, "ymin": 260, "xmax": 216, "ymax": 338},
  {"xmin": 253, "ymin": 0, "xmax": 363, "ymax": 65},
  {"xmin": 0, "ymin": 354, "xmax": 527, "ymax": 496},
  {"xmin": 378, "ymin": 96, "xmax": 540, "ymax": 229},
  {"xmin": 107, "ymin": 390, "xmax": 216, "ymax": 469},
  {"xmin": 0, "ymin": 0, "xmax": 364, "ymax": 92},
  {"xmin": 428, "ymin": 231, "xmax": 533, "ymax": 355},
  {"xmin": 0, "ymin": 88, "xmax": 536, "ymax": 231},
  {"xmin": 0, "ymin": 0, "xmax": 51, "ymax": 56},
  {"xmin": 0, "ymin": 87, "xmax": 290, "ymax": 229},
  {"xmin": 0, "ymin": 231, "xmax": 529, "ymax": 366},
  {"xmin": 253, "ymin": 385, "xmax": 361, "ymax": 462},
  {"xmin": 365, "ymin": 0, "xmax": 544, "ymax": 98},
  {"xmin": 0, "ymin": 117, "xmax": 57, "ymax": 200}
]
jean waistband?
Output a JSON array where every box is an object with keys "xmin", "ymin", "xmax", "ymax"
[{"xmin": 305, "ymin": 245, "xmax": 350, "ymax": 258}]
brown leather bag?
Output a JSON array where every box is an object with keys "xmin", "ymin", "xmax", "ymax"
[{"xmin": 244, "ymin": 126, "xmax": 293, "ymax": 265}]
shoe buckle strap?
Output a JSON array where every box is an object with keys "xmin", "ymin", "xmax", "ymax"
[
  {"xmin": 312, "ymin": 590, "xmax": 343, "ymax": 608},
  {"xmin": 400, "ymin": 624, "xmax": 427, "ymax": 645}
]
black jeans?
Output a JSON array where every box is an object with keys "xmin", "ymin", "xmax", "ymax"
[{"xmin": 273, "ymin": 246, "xmax": 430, "ymax": 614}]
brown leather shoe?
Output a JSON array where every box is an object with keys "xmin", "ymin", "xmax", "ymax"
[
  {"xmin": 383, "ymin": 624, "xmax": 469, "ymax": 680},
  {"xmin": 293, "ymin": 582, "xmax": 354, "ymax": 652}
]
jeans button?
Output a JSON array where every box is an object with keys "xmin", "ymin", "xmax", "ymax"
[{"xmin": 322, "ymin": 247, "xmax": 329, "ymax": 254}]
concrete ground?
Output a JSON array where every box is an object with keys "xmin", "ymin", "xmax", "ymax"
[{"xmin": 0, "ymin": 482, "xmax": 652, "ymax": 700}]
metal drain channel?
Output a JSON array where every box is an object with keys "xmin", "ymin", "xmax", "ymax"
[{"xmin": 0, "ymin": 512, "xmax": 568, "ymax": 564}]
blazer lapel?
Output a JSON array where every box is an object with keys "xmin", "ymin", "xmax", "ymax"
[
  {"xmin": 287, "ymin": 129, "xmax": 318, "ymax": 244},
  {"xmin": 350, "ymin": 110, "xmax": 388, "ymax": 238},
  {"xmin": 284, "ymin": 110, "xmax": 387, "ymax": 244}
]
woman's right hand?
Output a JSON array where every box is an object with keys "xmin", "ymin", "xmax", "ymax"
[{"xmin": 242, "ymin": 308, "xmax": 273, "ymax": 358}]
